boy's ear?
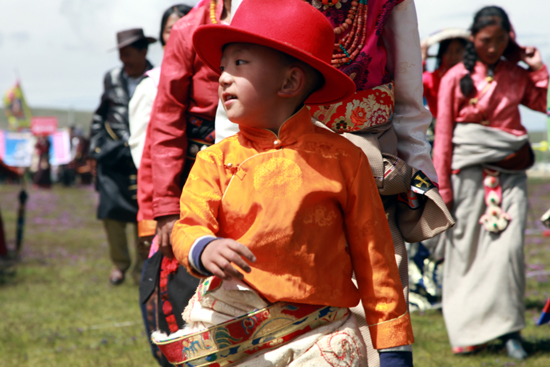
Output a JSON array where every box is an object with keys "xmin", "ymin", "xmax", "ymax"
[{"xmin": 278, "ymin": 66, "xmax": 306, "ymax": 98}]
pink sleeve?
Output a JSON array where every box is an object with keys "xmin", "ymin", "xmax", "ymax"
[
  {"xmin": 521, "ymin": 65, "xmax": 549, "ymax": 113},
  {"xmin": 433, "ymin": 72, "xmax": 458, "ymax": 205}
]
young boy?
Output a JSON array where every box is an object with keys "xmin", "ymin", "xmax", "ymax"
[{"xmin": 166, "ymin": 0, "xmax": 414, "ymax": 365}]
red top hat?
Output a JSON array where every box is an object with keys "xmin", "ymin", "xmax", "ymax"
[{"xmin": 192, "ymin": 0, "xmax": 356, "ymax": 105}]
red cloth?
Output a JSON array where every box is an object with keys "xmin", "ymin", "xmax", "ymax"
[
  {"xmin": 0, "ymin": 158, "xmax": 20, "ymax": 178},
  {"xmin": 433, "ymin": 61, "xmax": 548, "ymax": 204},
  {"xmin": 144, "ymin": 1, "xmax": 223, "ymax": 219},
  {"xmin": 313, "ymin": 0, "xmax": 404, "ymax": 92},
  {"xmin": 423, "ymin": 70, "xmax": 443, "ymax": 118}
]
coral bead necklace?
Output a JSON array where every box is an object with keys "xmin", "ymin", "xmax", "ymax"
[{"xmin": 309, "ymin": 0, "xmax": 369, "ymax": 68}]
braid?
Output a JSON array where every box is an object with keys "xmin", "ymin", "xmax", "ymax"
[{"xmin": 460, "ymin": 42, "xmax": 478, "ymax": 97}]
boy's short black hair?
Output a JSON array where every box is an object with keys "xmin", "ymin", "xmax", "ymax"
[
  {"xmin": 129, "ymin": 38, "xmax": 150, "ymax": 51},
  {"xmin": 220, "ymin": 42, "xmax": 325, "ymax": 104}
]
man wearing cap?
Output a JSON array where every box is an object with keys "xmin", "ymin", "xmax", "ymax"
[{"xmin": 89, "ymin": 28, "xmax": 156, "ymax": 285}]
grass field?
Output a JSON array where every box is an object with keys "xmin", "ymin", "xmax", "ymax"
[{"xmin": 1, "ymin": 182, "xmax": 550, "ymax": 366}]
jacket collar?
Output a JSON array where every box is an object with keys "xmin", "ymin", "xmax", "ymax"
[
  {"xmin": 238, "ymin": 106, "xmax": 315, "ymax": 150},
  {"xmin": 120, "ymin": 59, "xmax": 154, "ymax": 98}
]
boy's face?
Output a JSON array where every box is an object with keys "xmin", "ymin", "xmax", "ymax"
[{"xmin": 219, "ymin": 43, "xmax": 288, "ymax": 127}]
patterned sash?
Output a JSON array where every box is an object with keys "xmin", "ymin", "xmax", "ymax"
[{"xmin": 152, "ymin": 301, "xmax": 349, "ymax": 366}]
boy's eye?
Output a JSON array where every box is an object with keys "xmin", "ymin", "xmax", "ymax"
[
  {"xmin": 219, "ymin": 66, "xmax": 225, "ymax": 72},
  {"xmin": 236, "ymin": 60, "xmax": 246, "ymax": 66}
]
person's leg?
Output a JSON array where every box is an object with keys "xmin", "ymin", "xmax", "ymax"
[{"xmin": 103, "ymin": 218, "xmax": 130, "ymax": 284}]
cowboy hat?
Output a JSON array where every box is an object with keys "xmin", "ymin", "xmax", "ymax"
[
  {"xmin": 192, "ymin": 0, "xmax": 356, "ymax": 105},
  {"xmin": 113, "ymin": 28, "xmax": 157, "ymax": 50}
]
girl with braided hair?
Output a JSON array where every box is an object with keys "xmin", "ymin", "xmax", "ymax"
[{"xmin": 433, "ymin": 6, "xmax": 548, "ymax": 360}]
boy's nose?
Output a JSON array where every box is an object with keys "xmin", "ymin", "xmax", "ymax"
[{"xmin": 219, "ymin": 71, "xmax": 232, "ymax": 87}]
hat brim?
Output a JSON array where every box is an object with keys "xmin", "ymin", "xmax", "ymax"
[
  {"xmin": 111, "ymin": 36, "xmax": 157, "ymax": 51},
  {"xmin": 423, "ymin": 28, "xmax": 470, "ymax": 49},
  {"xmin": 193, "ymin": 25, "xmax": 356, "ymax": 106}
]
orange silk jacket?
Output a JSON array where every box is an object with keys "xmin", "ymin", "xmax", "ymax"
[{"xmin": 171, "ymin": 107, "xmax": 414, "ymax": 349}]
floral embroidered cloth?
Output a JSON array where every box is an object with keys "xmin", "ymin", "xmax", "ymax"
[{"xmin": 310, "ymin": 82, "xmax": 394, "ymax": 133}]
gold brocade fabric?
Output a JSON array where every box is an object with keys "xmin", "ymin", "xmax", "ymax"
[{"xmin": 171, "ymin": 107, "xmax": 414, "ymax": 349}]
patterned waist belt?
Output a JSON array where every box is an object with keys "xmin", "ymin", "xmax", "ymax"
[
  {"xmin": 152, "ymin": 302, "xmax": 350, "ymax": 367},
  {"xmin": 186, "ymin": 116, "xmax": 215, "ymax": 161}
]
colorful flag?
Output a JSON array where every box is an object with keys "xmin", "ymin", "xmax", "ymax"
[
  {"xmin": 537, "ymin": 298, "xmax": 550, "ymax": 325},
  {"xmin": 3, "ymin": 81, "xmax": 32, "ymax": 130}
]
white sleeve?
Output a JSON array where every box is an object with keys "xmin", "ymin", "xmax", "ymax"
[
  {"xmin": 129, "ymin": 77, "xmax": 157, "ymax": 168},
  {"xmin": 232, "ymin": 0, "xmax": 244, "ymax": 14},
  {"xmin": 214, "ymin": 99, "xmax": 240, "ymax": 143},
  {"xmin": 382, "ymin": 0, "xmax": 437, "ymax": 182}
]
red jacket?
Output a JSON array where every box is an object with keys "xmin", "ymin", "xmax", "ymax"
[
  {"xmin": 139, "ymin": 1, "xmax": 223, "ymax": 221},
  {"xmin": 422, "ymin": 69, "xmax": 443, "ymax": 118},
  {"xmin": 433, "ymin": 61, "xmax": 548, "ymax": 204}
]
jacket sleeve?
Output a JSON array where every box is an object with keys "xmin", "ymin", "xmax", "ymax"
[
  {"xmin": 432, "ymin": 72, "xmax": 457, "ymax": 205},
  {"xmin": 344, "ymin": 151, "xmax": 414, "ymax": 350},
  {"xmin": 171, "ymin": 149, "xmax": 224, "ymax": 277},
  {"xmin": 149, "ymin": 24, "xmax": 194, "ymax": 219},
  {"xmin": 521, "ymin": 65, "xmax": 549, "ymax": 113},
  {"xmin": 88, "ymin": 72, "xmax": 111, "ymax": 158},
  {"xmin": 382, "ymin": 0, "xmax": 437, "ymax": 183}
]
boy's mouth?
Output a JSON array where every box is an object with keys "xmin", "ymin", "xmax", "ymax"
[{"xmin": 223, "ymin": 94, "xmax": 237, "ymax": 102}]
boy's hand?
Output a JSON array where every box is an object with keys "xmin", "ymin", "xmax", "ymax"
[{"xmin": 201, "ymin": 239, "xmax": 256, "ymax": 280}]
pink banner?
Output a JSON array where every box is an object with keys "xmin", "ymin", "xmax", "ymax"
[
  {"xmin": 49, "ymin": 129, "xmax": 71, "ymax": 166},
  {"xmin": 31, "ymin": 116, "xmax": 58, "ymax": 136}
]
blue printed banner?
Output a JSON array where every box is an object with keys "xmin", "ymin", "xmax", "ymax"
[{"xmin": 0, "ymin": 129, "xmax": 71, "ymax": 168}]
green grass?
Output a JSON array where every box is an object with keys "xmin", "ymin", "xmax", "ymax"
[
  {"xmin": 1, "ymin": 181, "xmax": 550, "ymax": 366},
  {"xmin": 0, "ymin": 185, "xmax": 155, "ymax": 367}
]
